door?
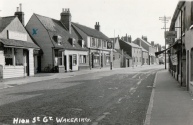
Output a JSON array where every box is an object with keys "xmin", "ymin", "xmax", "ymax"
[
  {"xmin": 37, "ymin": 56, "xmax": 41, "ymax": 73},
  {"xmin": 23, "ymin": 49, "xmax": 29, "ymax": 76},
  {"xmin": 92, "ymin": 54, "xmax": 94, "ymax": 68},
  {"xmin": 64, "ymin": 55, "xmax": 67, "ymax": 71},
  {"xmin": 187, "ymin": 50, "xmax": 189, "ymax": 91},
  {"xmin": 69, "ymin": 55, "xmax": 72, "ymax": 70}
]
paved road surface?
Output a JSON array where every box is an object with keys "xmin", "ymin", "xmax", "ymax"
[{"xmin": 0, "ymin": 66, "xmax": 163, "ymax": 125}]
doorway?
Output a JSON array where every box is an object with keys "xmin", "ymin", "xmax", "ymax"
[
  {"xmin": 64, "ymin": 55, "xmax": 67, "ymax": 71},
  {"xmin": 187, "ymin": 50, "xmax": 189, "ymax": 91},
  {"xmin": 37, "ymin": 56, "xmax": 41, "ymax": 73},
  {"xmin": 69, "ymin": 55, "xmax": 72, "ymax": 70},
  {"xmin": 23, "ymin": 49, "xmax": 29, "ymax": 76}
]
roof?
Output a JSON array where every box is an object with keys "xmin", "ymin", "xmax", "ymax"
[
  {"xmin": 72, "ymin": 22, "xmax": 111, "ymax": 42},
  {"xmin": 142, "ymin": 47, "xmax": 148, "ymax": 52},
  {"xmin": 137, "ymin": 38, "xmax": 152, "ymax": 46},
  {"xmin": 34, "ymin": 14, "xmax": 88, "ymax": 51},
  {"xmin": 115, "ymin": 49, "xmax": 132, "ymax": 59},
  {"xmin": 0, "ymin": 16, "xmax": 16, "ymax": 32},
  {"xmin": 0, "ymin": 38, "xmax": 39, "ymax": 49},
  {"xmin": 120, "ymin": 39, "xmax": 141, "ymax": 48},
  {"xmin": 170, "ymin": 1, "xmax": 185, "ymax": 30}
]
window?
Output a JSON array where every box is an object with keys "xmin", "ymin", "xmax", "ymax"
[
  {"xmin": 96, "ymin": 39, "xmax": 98, "ymax": 48},
  {"xmin": 91, "ymin": 38, "xmax": 95, "ymax": 47},
  {"xmin": 103, "ymin": 41, "xmax": 107, "ymax": 48},
  {"xmin": 58, "ymin": 36, "xmax": 62, "ymax": 45},
  {"xmin": 73, "ymin": 54, "xmax": 77, "ymax": 65},
  {"xmin": 98, "ymin": 39, "xmax": 101, "ymax": 48},
  {"xmin": 55, "ymin": 50, "xmax": 62, "ymax": 66},
  {"xmin": 106, "ymin": 55, "xmax": 110, "ymax": 64},
  {"xmin": 15, "ymin": 48, "xmax": 23, "ymax": 66},
  {"xmin": 94, "ymin": 55, "xmax": 100, "ymax": 64},
  {"xmin": 79, "ymin": 55, "xmax": 86, "ymax": 64},
  {"xmin": 4, "ymin": 47, "xmax": 13, "ymax": 65}
]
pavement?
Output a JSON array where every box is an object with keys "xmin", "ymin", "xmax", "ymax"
[{"xmin": 145, "ymin": 70, "xmax": 193, "ymax": 125}]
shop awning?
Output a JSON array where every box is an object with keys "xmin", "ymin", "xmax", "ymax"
[
  {"xmin": 155, "ymin": 39, "xmax": 181, "ymax": 57},
  {"xmin": 0, "ymin": 38, "xmax": 39, "ymax": 49}
]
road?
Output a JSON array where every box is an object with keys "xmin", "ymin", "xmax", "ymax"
[{"xmin": 0, "ymin": 66, "xmax": 163, "ymax": 125}]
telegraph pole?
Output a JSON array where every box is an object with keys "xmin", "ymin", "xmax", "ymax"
[{"xmin": 159, "ymin": 16, "xmax": 171, "ymax": 69}]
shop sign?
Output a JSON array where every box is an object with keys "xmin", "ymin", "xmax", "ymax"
[
  {"xmin": 166, "ymin": 38, "xmax": 173, "ymax": 44},
  {"xmin": 8, "ymin": 30, "xmax": 27, "ymax": 41},
  {"xmin": 165, "ymin": 31, "xmax": 177, "ymax": 38},
  {"xmin": 107, "ymin": 42, "xmax": 112, "ymax": 49},
  {"xmin": 171, "ymin": 54, "xmax": 177, "ymax": 65}
]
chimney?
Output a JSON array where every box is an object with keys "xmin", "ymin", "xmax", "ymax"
[
  {"xmin": 151, "ymin": 41, "xmax": 154, "ymax": 46},
  {"xmin": 14, "ymin": 3, "xmax": 24, "ymax": 25},
  {"xmin": 95, "ymin": 22, "xmax": 100, "ymax": 31},
  {"xmin": 142, "ymin": 35, "xmax": 147, "ymax": 41},
  {"xmin": 128, "ymin": 35, "xmax": 132, "ymax": 43},
  {"xmin": 60, "ymin": 8, "xmax": 71, "ymax": 34}
]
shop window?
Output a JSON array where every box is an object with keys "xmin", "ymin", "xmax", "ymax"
[
  {"xmin": 79, "ymin": 55, "xmax": 86, "ymax": 64},
  {"xmin": 15, "ymin": 48, "xmax": 23, "ymax": 66},
  {"xmin": 94, "ymin": 55, "xmax": 100, "ymax": 64},
  {"xmin": 4, "ymin": 47, "xmax": 13, "ymax": 65},
  {"xmin": 106, "ymin": 55, "xmax": 110, "ymax": 64},
  {"xmin": 55, "ymin": 50, "xmax": 62, "ymax": 66},
  {"xmin": 73, "ymin": 54, "xmax": 77, "ymax": 65}
]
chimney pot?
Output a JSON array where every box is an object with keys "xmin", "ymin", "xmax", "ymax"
[
  {"xmin": 60, "ymin": 8, "xmax": 71, "ymax": 34},
  {"xmin": 19, "ymin": 3, "xmax": 22, "ymax": 12},
  {"xmin": 16, "ymin": 7, "xmax": 19, "ymax": 12},
  {"xmin": 62, "ymin": 8, "xmax": 64, "ymax": 12}
]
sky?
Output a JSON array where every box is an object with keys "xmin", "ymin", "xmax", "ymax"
[{"xmin": 0, "ymin": 0, "xmax": 179, "ymax": 46}]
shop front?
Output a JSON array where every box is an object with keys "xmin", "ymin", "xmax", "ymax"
[{"xmin": 0, "ymin": 39, "xmax": 39, "ymax": 79}]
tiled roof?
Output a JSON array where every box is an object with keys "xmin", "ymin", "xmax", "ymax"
[
  {"xmin": 0, "ymin": 16, "xmax": 16, "ymax": 32},
  {"xmin": 142, "ymin": 47, "xmax": 148, "ymax": 52},
  {"xmin": 72, "ymin": 22, "xmax": 111, "ymax": 42},
  {"xmin": 137, "ymin": 38, "xmax": 152, "ymax": 46},
  {"xmin": 120, "ymin": 39, "xmax": 141, "ymax": 48},
  {"xmin": 35, "ymin": 14, "xmax": 88, "ymax": 51},
  {"xmin": 115, "ymin": 49, "xmax": 132, "ymax": 59},
  {"xmin": 0, "ymin": 38, "xmax": 39, "ymax": 49}
]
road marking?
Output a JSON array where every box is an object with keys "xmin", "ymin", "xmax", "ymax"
[
  {"xmin": 92, "ymin": 112, "xmax": 111, "ymax": 125},
  {"xmin": 132, "ymin": 73, "xmax": 139, "ymax": 78},
  {"xmin": 144, "ymin": 72, "xmax": 158, "ymax": 125}
]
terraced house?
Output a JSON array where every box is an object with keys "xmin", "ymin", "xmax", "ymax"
[
  {"xmin": 133, "ymin": 36, "xmax": 157, "ymax": 65},
  {"xmin": 72, "ymin": 22, "xmax": 112, "ymax": 69},
  {"xmin": 119, "ymin": 35, "xmax": 141, "ymax": 67},
  {"xmin": 168, "ymin": 1, "xmax": 193, "ymax": 95},
  {"xmin": 0, "ymin": 4, "xmax": 39, "ymax": 79},
  {"xmin": 26, "ymin": 9, "xmax": 89, "ymax": 73}
]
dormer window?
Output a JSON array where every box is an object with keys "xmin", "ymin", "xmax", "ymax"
[
  {"xmin": 69, "ymin": 38, "xmax": 76, "ymax": 47},
  {"xmin": 53, "ymin": 35, "xmax": 62, "ymax": 45},
  {"xmin": 78, "ymin": 40, "xmax": 85, "ymax": 48}
]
